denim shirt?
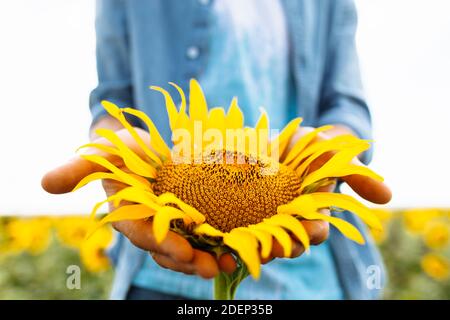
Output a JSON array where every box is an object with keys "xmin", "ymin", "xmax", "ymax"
[
  {"xmin": 91, "ymin": 0, "xmax": 385, "ymax": 299},
  {"xmin": 132, "ymin": 0, "xmax": 342, "ymax": 299}
]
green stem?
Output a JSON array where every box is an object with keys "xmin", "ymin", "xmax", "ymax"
[
  {"xmin": 213, "ymin": 261, "xmax": 249, "ymax": 300},
  {"xmin": 214, "ymin": 272, "xmax": 234, "ymax": 300}
]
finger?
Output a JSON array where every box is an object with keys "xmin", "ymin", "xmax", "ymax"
[
  {"xmin": 313, "ymin": 144, "xmax": 392, "ymax": 205},
  {"xmin": 261, "ymin": 255, "xmax": 274, "ymax": 264},
  {"xmin": 267, "ymin": 236, "xmax": 305, "ymax": 261},
  {"xmin": 41, "ymin": 156, "xmax": 110, "ymax": 194},
  {"xmin": 286, "ymin": 127, "xmax": 392, "ymax": 204},
  {"xmin": 152, "ymin": 249, "xmax": 220, "ymax": 279},
  {"xmin": 41, "ymin": 128, "xmax": 149, "ymax": 194},
  {"xmin": 270, "ymin": 238, "xmax": 285, "ymax": 258},
  {"xmin": 308, "ymin": 144, "xmax": 392, "ymax": 205},
  {"xmin": 191, "ymin": 249, "xmax": 220, "ymax": 279},
  {"xmin": 102, "ymin": 178, "xmax": 128, "ymax": 198},
  {"xmin": 112, "ymin": 219, "xmax": 194, "ymax": 263},
  {"xmin": 151, "ymin": 252, "xmax": 195, "ymax": 275},
  {"xmin": 290, "ymin": 240, "xmax": 305, "ymax": 258},
  {"xmin": 218, "ymin": 253, "xmax": 237, "ymax": 274},
  {"xmin": 302, "ymin": 219, "xmax": 329, "ymax": 245},
  {"xmin": 343, "ymin": 174, "xmax": 392, "ymax": 204}
]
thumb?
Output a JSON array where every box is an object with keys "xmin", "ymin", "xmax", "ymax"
[
  {"xmin": 41, "ymin": 128, "xmax": 149, "ymax": 194},
  {"xmin": 41, "ymin": 156, "xmax": 107, "ymax": 194}
]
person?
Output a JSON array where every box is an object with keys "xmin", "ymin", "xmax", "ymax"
[{"xmin": 42, "ymin": 0, "xmax": 391, "ymax": 300}]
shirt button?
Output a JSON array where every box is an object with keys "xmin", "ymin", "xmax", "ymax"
[
  {"xmin": 198, "ymin": 0, "xmax": 210, "ymax": 5},
  {"xmin": 186, "ymin": 46, "xmax": 200, "ymax": 60}
]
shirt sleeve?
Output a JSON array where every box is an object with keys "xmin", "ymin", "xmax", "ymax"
[
  {"xmin": 89, "ymin": 0, "xmax": 133, "ymax": 127},
  {"xmin": 317, "ymin": 0, "xmax": 373, "ymax": 164}
]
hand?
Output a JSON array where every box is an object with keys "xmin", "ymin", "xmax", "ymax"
[
  {"xmin": 42, "ymin": 127, "xmax": 234, "ymax": 279},
  {"xmin": 286, "ymin": 125, "xmax": 392, "ymax": 204},
  {"xmin": 42, "ymin": 122, "xmax": 391, "ymax": 279},
  {"xmin": 272, "ymin": 125, "xmax": 393, "ymax": 263}
]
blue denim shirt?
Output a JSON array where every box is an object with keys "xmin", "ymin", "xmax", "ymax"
[
  {"xmin": 132, "ymin": 0, "xmax": 342, "ymax": 299},
  {"xmin": 91, "ymin": 0, "xmax": 385, "ymax": 299}
]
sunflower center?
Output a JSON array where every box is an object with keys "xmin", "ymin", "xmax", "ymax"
[{"xmin": 153, "ymin": 150, "xmax": 302, "ymax": 233}]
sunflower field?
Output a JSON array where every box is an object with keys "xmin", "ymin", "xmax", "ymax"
[{"xmin": 0, "ymin": 208, "xmax": 448, "ymax": 300}]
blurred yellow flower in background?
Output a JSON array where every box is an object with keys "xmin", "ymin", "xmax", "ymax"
[
  {"xmin": 0, "ymin": 210, "xmax": 449, "ymax": 298},
  {"xmin": 423, "ymin": 220, "xmax": 449, "ymax": 250},
  {"xmin": 80, "ymin": 225, "xmax": 113, "ymax": 273},
  {"xmin": 3, "ymin": 217, "xmax": 52, "ymax": 255},
  {"xmin": 403, "ymin": 209, "xmax": 444, "ymax": 234},
  {"xmin": 421, "ymin": 253, "xmax": 449, "ymax": 281},
  {"xmin": 0, "ymin": 216, "xmax": 113, "ymax": 274},
  {"xmin": 54, "ymin": 216, "xmax": 93, "ymax": 249},
  {"xmin": 370, "ymin": 228, "xmax": 387, "ymax": 244},
  {"xmin": 371, "ymin": 208, "xmax": 393, "ymax": 222},
  {"xmin": 369, "ymin": 208, "xmax": 394, "ymax": 244}
]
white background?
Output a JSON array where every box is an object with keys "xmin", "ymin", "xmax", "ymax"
[{"xmin": 0, "ymin": 0, "xmax": 449, "ymax": 215}]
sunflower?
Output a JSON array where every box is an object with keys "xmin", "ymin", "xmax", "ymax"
[
  {"xmin": 369, "ymin": 208, "xmax": 394, "ymax": 244},
  {"xmin": 74, "ymin": 79, "xmax": 384, "ymax": 299},
  {"xmin": 421, "ymin": 253, "xmax": 450, "ymax": 281},
  {"xmin": 3, "ymin": 217, "xmax": 52, "ymax": 255},
  {"xmin": 54, "ymin": 216, "xmax": 94, "ymax": 249},
  {"xmin": 80, "ymin": 225, "xmax": 113, "ymax": 273},
  {"xmin": 422, "ymin": 220, "xmax": 449, "ymax": 250},
  {"xmin": 403, "ymin": 209, "xmax": 444, "ymax": 234}
]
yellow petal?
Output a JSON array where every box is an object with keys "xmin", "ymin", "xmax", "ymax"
[
  {"xmin": 283, "ymin": 125, "xmax": 333, "ymax": 165},
  {"xmin": 237, "ymin": 227, "xmax": 272, "ymax": 259},
  {"xmin": 193, "ymin": 223, "xmax": 224, "ymax": 237},
  {"xmin": 294, "ymin": 140, "xmax": 368, "ymax": 177},
  {"xmin": 307, "ymin": 212, "xmax": 365, "ymax": 245},
  {"xmin": 223, "ymin": 229, "xmax": 261, "ymax": 279},
  {"xmin": 149, "ymin": 85, "xmax": 179, "ymax": 130},
  {"xmin": 331, "ymin": 165, "xmax": 384, "ymax": 180},
  {"xmin": 292, "ymin": 193, "xmax": 383, "ymax": 230},
  {"xmin": 89, "ymin": 196, "xmax": 115, "ymax": 220},
  {"xmin": 278, "ymin": 204, "xmax": 365, "ymax": 244},
  {"xmin": 72, "ymin": 172, "xmax": 123, "ymax": 192},
  {"xmin": 111, "ymin": 187, "xmax": 161, "ymax": 211},
  {"xmin": 225, "ymin": 97, "xmax": 244, "ymax": 129},
  {"xmin": 300, "ymin": 134, "xmax": 363, "ymax": 159},
  {"xmin": 122, "ymin": 107, "xmax": 171, "ymax": 160},
  {"xmin": 251, "ymin": 223, "xmax": 292, "ymax": 257},
  {"xmin": 169, "ymin": 82, "xmax": 187, "ymax": 115},
  {"xmin": 157, "ymin": 192, "xmax": 205, "ymax": 224},
  {"xmin": 300, "ymin": 143, "xmax": 383, "ymax": 190},
  {"xmin": 290, "ymin": 134, "xmax": 362, "ymax": 171},
  {"xmin": 95, "ymin": 128, "xmax": 157, "ymax": 178},
  {"xmin": 173, "ymin": 110, "xmax": 194, "ymax": 140},
  {"xmin": 189, "ymin": 79, "xmax": 208, "ymax": 123},
  {"xmin": 80, "ymin": 154, "xmax": 151, "ymax": 190},
  {"xmin": 264, "ymin": 214, "xmax": 310, "ymax": 252},
  {"xmin": 88, "ymin": 204, "xmax": 155, "ymax": 238},
  {"xmin": 296, "ymin": 134, "xmax": 370, "ymax": 174},
  {"xmin": 77, "ymin": 143, "xmax": 120, "ymax": 157},
  {"xmin": 269, "ymin": 118, "xmax": 303, "ymax": 159},
  {"xmin": 101, "ymin": 100, "xmax": 162, "ymax": 166},
  {"xmin": 207, "ymin": 107, "xmax": 226, "ymax": 133},
  {"xmin": 255, "ymin": 111, "xmax": 269, "ymax": 131},
  {"xmin": 153, "ymin": 206, "xmax": 191, "ymax": 244}
]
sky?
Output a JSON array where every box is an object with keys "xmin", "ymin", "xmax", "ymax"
[{"xmin": 0, "ymin": 0, "xmax": 449, "ymax": 215}]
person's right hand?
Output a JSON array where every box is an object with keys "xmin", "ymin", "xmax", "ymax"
[{"xmin": 41, "ymin": 127, "xmax": 237, "ymax": 279}]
